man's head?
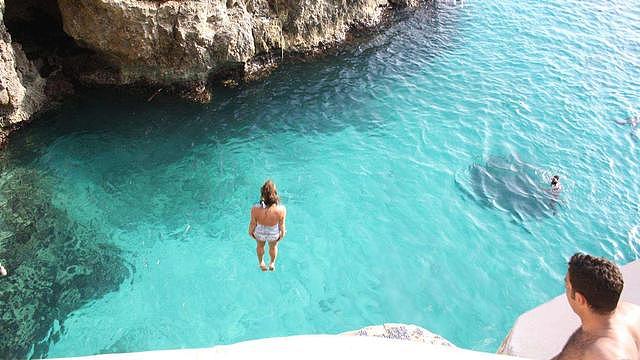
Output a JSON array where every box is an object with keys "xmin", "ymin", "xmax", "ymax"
[
  {"xmin": 551, "ymin": 175, "xmax": 560, "ymax": 186},
  {"xmin": 565, "ymin": 253, "xmax": 624, "ymax": 315}
]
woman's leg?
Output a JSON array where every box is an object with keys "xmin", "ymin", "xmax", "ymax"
[
  {"xmin": 268, "ymin": 241, "xmax": 278, "ymax": 270},
  {"xmin": 256, "ymin": 240, "xmax": 267, "ymax": 271}
]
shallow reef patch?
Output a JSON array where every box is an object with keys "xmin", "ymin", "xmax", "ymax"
[{"xmin": 0, "ymin": 167, "xmax": 129, "ymax": 359}]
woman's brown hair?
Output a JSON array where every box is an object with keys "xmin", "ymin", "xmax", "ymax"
[{"xmin": 260, "ymin": 180, "xmax": 280, "ymax": 207}]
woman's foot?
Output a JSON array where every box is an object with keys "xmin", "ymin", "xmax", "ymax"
[
  {"xmin": 259, "ymin": 262, "xmax": 267, "ymax": 272},
  {"xmin": 268, "ymin": 263, "xmax": 276, "ymax": 271}
]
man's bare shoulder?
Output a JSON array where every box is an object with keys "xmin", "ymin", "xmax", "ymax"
[
  {"xmin": 619, "ymin": 302, "xmax": 640, "ymax": 358},
  {"xmin": 582, "ymin": 338, "xmax": 625, "ymax": 360},
  {"xmin": 619, "ymin": 302, "xmax": 640, "ymax": 332},
  {"xmin": 553, "ymin": 329, "xmax": 595, "ymax": 360},
  {"xmin": 620, "ymin": 301, "xmax": 640, "ymax": 316},
  {"xmin": 554, "ymin": 331, "xmax": 624, "ymax": 360}
]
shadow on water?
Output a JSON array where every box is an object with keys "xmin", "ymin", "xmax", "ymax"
[
  {"xmin": 455, "ymin": 155, "xmax": 559, "ymax": 222},
  {"xmin": 0, "ymin": 2, "xmax": 466, "ymax": 357}
]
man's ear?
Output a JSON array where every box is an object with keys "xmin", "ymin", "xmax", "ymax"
[{"xmin": 574, "ymin": 291, "xmax": 587, "ymax": 306}]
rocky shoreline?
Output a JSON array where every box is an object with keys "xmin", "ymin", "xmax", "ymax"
[{"xmin": 0, "ymin": 0, "xmax": 422, "ymax": 147}]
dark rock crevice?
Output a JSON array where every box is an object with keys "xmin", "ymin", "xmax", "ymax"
[
  {"xmin": 3, "ymin": 0, "xmax": 113, "ymax": 99},
  {"xmin": 4, "ymin": 0, "xmax": 68, "ymax": 64}
]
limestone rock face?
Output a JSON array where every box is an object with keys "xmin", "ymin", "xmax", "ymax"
[
  {"xmin": 0, "ymin": 0, "xmax": 419, "ymax": 140},
  {"xmin": 0, "ymin": 0, "xmax": 47, "ymax": 143},
  {"xmin": 57, "ymin": 0, "xmax": 416, "ymax": 85}
]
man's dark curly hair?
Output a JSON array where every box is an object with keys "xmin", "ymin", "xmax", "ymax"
[{"xmin": 568, "ymin": 253, "xmax": 624, "ymax": 314}]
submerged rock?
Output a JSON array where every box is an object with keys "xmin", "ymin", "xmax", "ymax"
[
  {"xmin": 0, "ymin": 168, "xmax": 129, "ymax": 359},
  {"xmin": 456, "ymin": 155, "xmax": 558, "ymax": 221}
]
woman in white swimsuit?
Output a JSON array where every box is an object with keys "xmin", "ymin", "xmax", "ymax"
[{"xmin": 248, "ymin": 180, "xmax": 287, "ymax": 271}]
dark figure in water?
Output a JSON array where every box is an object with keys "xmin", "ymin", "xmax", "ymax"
[
  {"xmin": 550, "ymin": 175, "xmax": 561, "ymax": 194},
  {"xmin": 615, "ymin": 115, "xmax": 639, "ymax": 128},
  {"xmin": 549, "ymin": 175, "xmax": 561, "ymax": 213},
  {"xmin": 616, "ymin": 115, "xmax": 639, "ymax": 141}
]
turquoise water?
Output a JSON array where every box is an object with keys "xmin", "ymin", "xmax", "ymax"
[{"xmin": 2, "ymin": 0, "xmax": 640, "ymax": 357}]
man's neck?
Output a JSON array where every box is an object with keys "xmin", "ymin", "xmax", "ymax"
[{"xmin": 579, "ymin": 308, "xmax": 617, "ymax": 334}]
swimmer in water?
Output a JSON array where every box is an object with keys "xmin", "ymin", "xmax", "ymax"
[
  {"xmin": 615, "ymin": 115, "xmax": 639, "ymax": 128},
  {"xmin": 549, "ymin": 175, "xmax": 561, "ymax": 214},
  {"xmin": 615, "ymin": 115, "xmax": 639, "ymax": 141},
  {"xmin": 551, "ymin": 175, "xmax": 562, "ymax": 194},
  {"xmin": 0, "ymin": 263, "xmax": 7, "ymax": 277}
]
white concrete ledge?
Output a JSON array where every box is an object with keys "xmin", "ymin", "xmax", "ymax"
[{"xmin": 54, "ymin": 334, "xmax": 529, "ymax": 360}]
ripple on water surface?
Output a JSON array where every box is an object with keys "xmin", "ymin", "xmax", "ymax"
[{"xmin": 1, "ymin": 0, "xmax": 640, "ymax": 358}]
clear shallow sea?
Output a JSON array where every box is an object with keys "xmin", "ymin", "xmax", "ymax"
[{"xmin": 1, "ymin": 0, "xmax": 640, "ymax": 357}]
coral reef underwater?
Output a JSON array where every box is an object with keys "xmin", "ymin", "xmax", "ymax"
[{"xmin": 0, "ymin": 167, "xmax": 129, "ymax": 358}]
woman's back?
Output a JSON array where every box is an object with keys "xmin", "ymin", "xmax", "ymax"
[
  {"xmin": 248, "ymin": 179, "xmax": 287, "ymax": 271},
  {"xmin": 252, "ymin": 204, "xmax": 285, "ymax": 227}
]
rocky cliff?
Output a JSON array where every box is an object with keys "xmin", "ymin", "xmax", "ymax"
[
  {"xmin": 0, "ymin": 0, "xmax": 419, "ymax": 144},
  {"xmin": 0, "ymin": 0, "xmax": 47, "ymax": 145},
  {"xmin": 57, "ymin": 0, "xmax": 417, "ymax": 87}
]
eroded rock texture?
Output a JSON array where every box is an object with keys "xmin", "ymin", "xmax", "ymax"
[
  {"xmin": 0, "ymin": 168, "xmax": 129, "ymax": 359},
  {"xmin": 0, "ymin": 0, "xmax": 47, "ymax": 145},
  {"xmin": 0, "ymin": 0, "xmax": 420, "ymax": 141},
  {"xmin": 57, "ymin": 0, "xmax": 418, "ymax": 84}
]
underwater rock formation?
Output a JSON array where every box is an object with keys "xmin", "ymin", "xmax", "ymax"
[
  {"xmin": 0, "ymin": 168, "xmax": 129, "ymax": 359},
  {"xmin": 0, "ymin": 0, "xmax": 47, "ymax": 145},
  {"xmin": 456, "ymin": 155, "xmax": 558, "ymax": 221}
]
